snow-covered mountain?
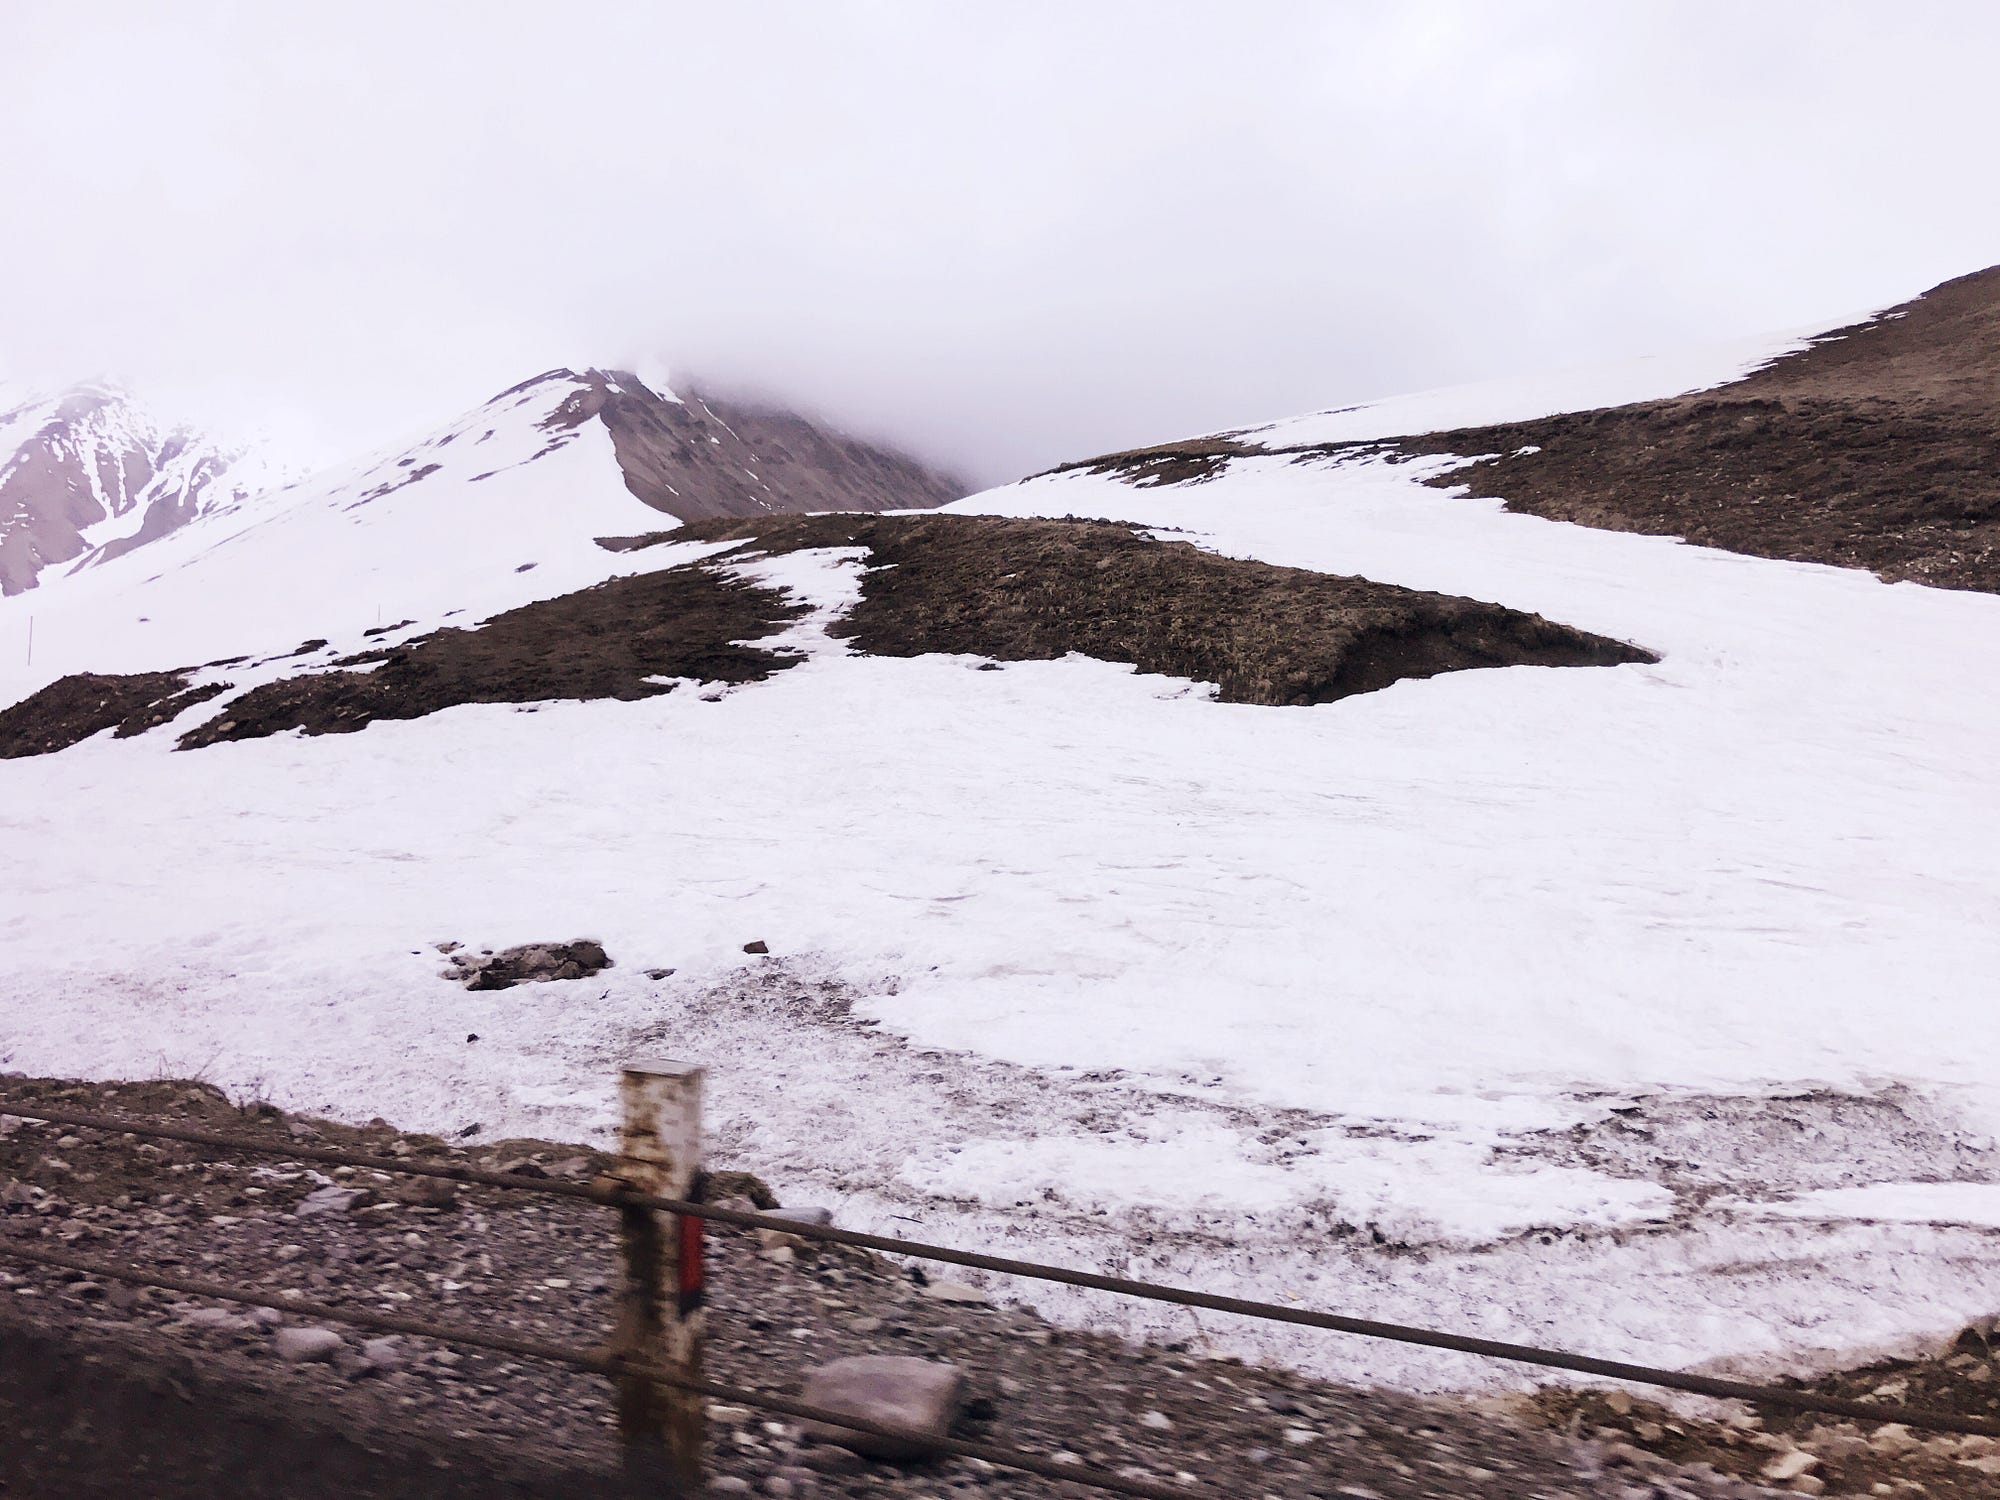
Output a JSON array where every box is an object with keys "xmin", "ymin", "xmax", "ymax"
[
  {"xmin": 5, "ymin": 274, "xmax": 2000, "ymax": 1396},
  {"xmin": 0, "ymin": 365, "xmax": 964, "ymax": 691},
  {"xmin": 0, "ymin": 380, "xmax": 271, "ymax": 596}
]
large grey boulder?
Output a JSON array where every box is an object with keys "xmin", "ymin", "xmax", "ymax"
[{"xmin": 800, "ymin": 1356, "xmax": 964, "ymax": 1460}]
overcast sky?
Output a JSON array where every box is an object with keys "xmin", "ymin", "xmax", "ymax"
[{"xmin": 3, "ymin": 1, "xmax": 1997, "ymax": 485}]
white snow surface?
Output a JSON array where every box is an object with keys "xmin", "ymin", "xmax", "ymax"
[
  {"xmin": 1748, "ymin": 1184, "xmax": 2000, "ymax": 1231},
  {"xmin": 5, "ymin": 326, "xmax": 2000, "ymax": 1391}
]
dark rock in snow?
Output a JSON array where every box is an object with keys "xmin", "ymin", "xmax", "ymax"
[{"xmin": 442, "ymin": 939, "xmax": 611, "ymax": 989}]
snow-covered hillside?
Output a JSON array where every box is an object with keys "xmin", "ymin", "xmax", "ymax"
[
  {"xmin": 0, "ymin": 366, "xmax": 960, "ymax": 701},
  {"xmin": 4, "ymin": 310, "xmax": 1999, "ymax": 1395}
]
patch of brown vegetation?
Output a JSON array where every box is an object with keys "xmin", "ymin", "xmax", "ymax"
[
  {"xmin": 674, "ymin": 512, "xmax": 1654, "ymax": 706},
  {"xmin": 1402, "ymin": 389, "xmax": 2000, "ymax": 591},
  {"xmin": 175, "ymin": 559, "xmax": 806, "ymax": 748},
  {"xmin": 0, "ymin": 671, "xmax": 219, "ymax": 759},
  {"xmin": 1043, "ymin": 436, "xmax": 1252, "ymax": 488}
]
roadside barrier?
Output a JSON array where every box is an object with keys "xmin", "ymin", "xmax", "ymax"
[{"xmin": 5, "ymin": 1062, "xmax": 1998, "ymax": 1500}]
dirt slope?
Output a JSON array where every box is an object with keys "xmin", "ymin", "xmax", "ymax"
[{"xmin": 1071, "ymin": 265, "xmax": 2000, "ymax": 592}]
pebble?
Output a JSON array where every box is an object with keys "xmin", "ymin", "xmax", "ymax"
[
  {"xmin": 272, "ymin": 1326, "xmax": 345, "ymax": 1364},
  {"xmin": 361, "ymin": 1337, "xmax": 407, "ymax": 1371},
  {"xmin": 920, "ymin": 1280, "xmax": 990, "ymax": 1306}
]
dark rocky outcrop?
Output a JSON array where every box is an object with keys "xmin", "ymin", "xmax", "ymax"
[{"xmin": 540, "ymin": 371, "xmax": 967, "ymax": 521}]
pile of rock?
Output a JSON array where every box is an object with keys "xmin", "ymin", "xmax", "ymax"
[{"xmin": 437, "ymin": 939, "xmax": 611, "ymax": 990}]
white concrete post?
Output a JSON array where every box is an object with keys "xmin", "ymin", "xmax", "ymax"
[{"xmin": 614, "ymin": 1058, "xmax": 706, "ymax": 1492}]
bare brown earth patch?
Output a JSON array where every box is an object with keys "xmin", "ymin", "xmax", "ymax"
[
  {"xmin": 0, "ymin": 515, "xmax": 1651, "ymax": 757},
  {"xmin": 0, "ymin": 671, "xmax": 223, "ymax": 759},
  {"xmin": 1396, "ymin": 393, "xmax": 2000, "ymax": 592},
  {"xmin": 1066, "ymin": 264, "xmax": 2000, "ymax": 593},
  {"xmin": 175, "ymin": 559, "xmax": 806, "ymax": 748},
  {"xmin": 670, "ymin": 512, "xmax": 1654, "ymax": 705}
]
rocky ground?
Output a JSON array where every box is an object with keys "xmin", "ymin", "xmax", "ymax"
[{"xmin": 1, "ymin": 1076, "xmax": 1988, "ymax": 1499}]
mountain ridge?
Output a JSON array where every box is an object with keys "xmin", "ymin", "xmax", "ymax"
[
  {"xmin": 0, "ymin": 364, "xmax": 966, "ymax": 600},
  {"xmin": 0, "ymin": 380, "xmax": 268, "ymax": 595}
]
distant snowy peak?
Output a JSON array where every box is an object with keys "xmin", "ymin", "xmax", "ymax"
[
  {"xmin": 1, "ymin": 363, "xmax": 964, "ymax": 600},
  {"xmin": 307, "ymin": 363, "xmax": 964, "ymax": 529},
  {"xmin": 543, "ymin": 366, "xmax": 966, "ymax": 522},
  {"xmin": 0, "ymin": 380, "xmax": 267, "ymax": 595}
]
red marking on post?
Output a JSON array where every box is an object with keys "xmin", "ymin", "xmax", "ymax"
[{"xmin": 676, "ymin": 1212, "xmax": 705, "ymax": 1315}]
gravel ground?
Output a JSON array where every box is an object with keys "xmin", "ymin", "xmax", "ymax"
[{"xmin": 0, "ymin": 1076, "xmax": 1925, "ymax": 1498}]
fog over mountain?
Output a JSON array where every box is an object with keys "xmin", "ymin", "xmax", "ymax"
[{"xmin": 3, "ymin": 2, "xmax": 1998, "ymax": 484}]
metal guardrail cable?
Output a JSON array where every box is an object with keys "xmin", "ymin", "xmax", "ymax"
[
  {"xmin": 6, "ymin": 1099, "xmax": 1998, "ymax": 1439},
  {"xmin": 0, "ymin": 1239, "xmax": 1213, "ymax": 1500}
]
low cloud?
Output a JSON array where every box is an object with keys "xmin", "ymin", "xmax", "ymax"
[{"xmin": 3, "ymin": 1, "xmax": 1997, "ymax": 485}]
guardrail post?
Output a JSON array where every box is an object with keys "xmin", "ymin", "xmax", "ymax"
[{"xmin": 613, "ymin": 1058, "xmax": 707, "ymax": 1492}]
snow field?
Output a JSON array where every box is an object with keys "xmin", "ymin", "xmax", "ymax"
[{"xmin": 4, "ymin": 323, "xmax": 2000, "ymax": 1389}]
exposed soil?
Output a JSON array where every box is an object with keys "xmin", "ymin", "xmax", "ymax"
[
  {"xmin": 671, "ymin": 512, "xmax": 1656, "ymax": 706},
  {"xmin": 1065, "ymin": 265, "xmax": 2000, "ymax": 594},
  {"xmin": 0, "ymin": 670, "xmax": 215, "ymax": 759},
  {"xmin": 1, "ymin": 1076, "xmax": 1792, "ymax": 1500},
  {"xmin": 2, "ymin": 515, "xmax": 1653, "ymax": 758},
  {"xmin": 175, "ymin": 559, "xmax": 807, "ymax": 747},
  {"xmin": 1398, "ymin": 391, "xmax": 2000, "ymax": 593}
]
